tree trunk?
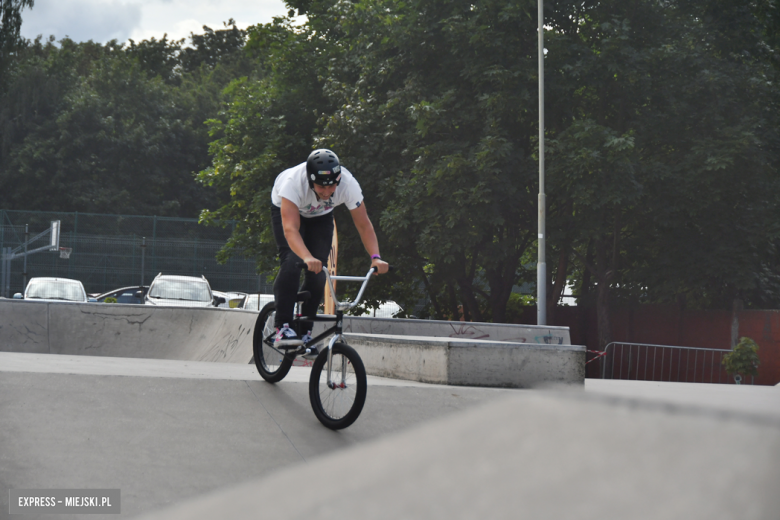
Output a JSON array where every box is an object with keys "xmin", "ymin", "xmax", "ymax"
[
  {"xmin": 419, "ymin": 265, "xmax": 443, "ymax": 319},
  {"xmin": 547, "ymin": 245, "xmax": 569, "ymax": 324},
  {"xmin": 447, "ymin": 284, "xmax": 460, "ymax": 320},
  {"xmin": 594, "ymin": 239, "xmax": 613, "ymax": 350},
  {"xmin": 596, "ymin": 276, "xmax": 613, "ymax": 350},
  {"xmin": 487, "ymin": 253, "xmax": 522, "ymax": 323},
  {"xmin": 458, "ymin": 280, "xmax": 482, "ymax": 322}
]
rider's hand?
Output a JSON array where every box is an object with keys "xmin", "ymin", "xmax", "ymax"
[
  {"xmin": 371, "ymin": 257, "xmax": 389, "ymax": 275},
  {"xmin": 304, "ymin": 257, "xmax": 323, "ymax": 274}
]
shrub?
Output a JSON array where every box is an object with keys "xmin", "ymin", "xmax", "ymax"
[{"xmin": 722, "ymin": 337, "xmax": 760, "ymax": 383}]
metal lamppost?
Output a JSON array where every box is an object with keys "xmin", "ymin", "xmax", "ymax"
[{"xmin": 537, "ymin": 0, "xmax": 547, "ymax": 325}]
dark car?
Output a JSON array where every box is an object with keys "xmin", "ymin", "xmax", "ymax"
[{"xmin": 95, "ymin": 286, "xmax": 149, "ymax": 304}]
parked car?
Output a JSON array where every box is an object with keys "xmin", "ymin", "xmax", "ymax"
[
  {"xmin": 13, "ymin": 277, "xmax": 94, "ymax": 303},
  {"xmin": 95, "ymin": 286, "xmax": 149, "ymax": 304},
  {"xmin": 242, "ymin": 293, "xmax": 275, "ymax": 311},
  {"xmin": 349, "ymin": 300, "xmax": 403, "ymax": 318},
  {"xmin": 145, "ymin": 274, "xmax": 224, "ymax": 307},
  {"xmin": 213, "ymin": 291, "xmax": 248, "ymax": 309}
]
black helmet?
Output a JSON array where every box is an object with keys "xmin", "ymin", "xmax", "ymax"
[{"xmin": 306, "ymin": 149, "xmax": 342, "ymax": 189}]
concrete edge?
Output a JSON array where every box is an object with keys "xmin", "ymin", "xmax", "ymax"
[
  {"xmin": 344, "ymin": 333, "xmax": 585, "ymax": 351},
  {"xmin": 344, "ymin": 334, "xmax": 586, "ymax": 388},
  {"xmin": 346, "ymin": 315, "xmax": 572, "ymax": 332}
]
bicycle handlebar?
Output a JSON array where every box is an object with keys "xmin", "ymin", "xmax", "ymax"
[{"xmin": 294, "ymin": 261, "xmax": 393, "ymax": 311}]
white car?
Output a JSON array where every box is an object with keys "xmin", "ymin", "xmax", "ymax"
[
  {"xmin": 350, "ymin": 300, "xmax": 403, "ymax": 318},
  {"xmin": 14, "ymin": 277, "xmax": 93, "ymax": 303},
  {"xmin": 213, "ymin": 291, "xmax": 248, "ymax": 309},
  {"xmin": 145, "ymin": 274, "xmax": 224, "ymax": 307},
  {"xmin": 242, "ymin": 293, "xmax": 275, "ymax": 311}
]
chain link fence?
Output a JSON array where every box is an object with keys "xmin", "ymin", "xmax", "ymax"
[{"xmin": 1, "ymin": 210, "xmax": 274, "ymax": 297}]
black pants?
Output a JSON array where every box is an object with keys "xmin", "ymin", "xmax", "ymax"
[{"xmin": 271, "ymin": 204, "xmax": 334, "ymax": 329}]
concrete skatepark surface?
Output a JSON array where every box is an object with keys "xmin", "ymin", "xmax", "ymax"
[{"xmin": 1, "ymin": 352, "xmax": 779, "ymax": 520}]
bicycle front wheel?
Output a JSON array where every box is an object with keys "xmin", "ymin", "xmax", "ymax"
[
  {"xmin": 253, "ymin": 301, "xmax": 293, "ymax": 383},
  {"xmin": 308, "ymin": 342, "xmax": 367, "ymax": 430}
]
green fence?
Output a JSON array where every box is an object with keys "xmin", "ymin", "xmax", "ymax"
[{"xmin": 1, "ymin": 210, "xmax": 274, "ymax": 296}]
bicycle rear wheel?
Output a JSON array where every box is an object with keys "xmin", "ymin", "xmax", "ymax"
[
  {"xmin": 253, "ymin": 301, "xmax": 293, "ymax": 383},
  {"xmin": 308, "ymin": 342, "xmax": 367, "ymax": 430}
]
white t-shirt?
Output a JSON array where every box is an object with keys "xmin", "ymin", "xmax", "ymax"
[{"xmin": 271, "ymin": 162, "xmax": 364, "ymax": 218}]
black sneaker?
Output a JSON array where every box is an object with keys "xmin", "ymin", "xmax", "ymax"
[{"xmin": 274, "ymin": 323, "xmax": 303, "ymax": 348}]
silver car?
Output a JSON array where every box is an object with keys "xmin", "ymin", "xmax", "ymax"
[
  {"xmin": 145, "ymin": 274, "xmax": 224, "ymax": 307},
  {"xmin": 15, "ymin": 277, "xmax": 92, "ymax": 303}
]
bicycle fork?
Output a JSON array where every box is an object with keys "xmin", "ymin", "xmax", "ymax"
[{"xmin": 326, "ymin": 313, "xmax": 347, "ymax": 389}]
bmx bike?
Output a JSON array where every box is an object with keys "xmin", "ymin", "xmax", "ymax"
[{"xmin": 252, "ymin": 266, "xmax": 387, "ymax": 430}]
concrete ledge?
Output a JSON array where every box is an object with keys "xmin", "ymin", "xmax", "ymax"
[
  {"xmin": 340, "ymin": 316, "xmax": 571, "ymax": 345},
  {"xmin": 344, "ymin": 333, "xmax": 585, "ymax": 388},
  {"xmin": 0, "ymin": 299, "xmax": 256, "ymax": 363}
]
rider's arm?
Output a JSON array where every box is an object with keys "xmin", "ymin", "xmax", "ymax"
[
  {"xmin": 349, "ymin": 202, "xmax": 389, "ymax": 274},
  {"xmin": 280, "ymin": 197, "xmax": 323, "ymax": 273}
]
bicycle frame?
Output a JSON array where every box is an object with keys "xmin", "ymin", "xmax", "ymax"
[{"xmin": 285, "ymin": 266, "xmax": 378, "ymax": 387}]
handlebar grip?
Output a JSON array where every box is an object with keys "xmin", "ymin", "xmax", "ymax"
[{"xmin": 295, "ymin": 261, "xmax": 394, "ymax": 272}]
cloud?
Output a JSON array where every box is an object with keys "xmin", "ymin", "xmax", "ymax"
[
  {"xmin": 131, "ymin": 0, "xmax": 290, "ymax": 43},
  {"xmin": 21, "ymin": 0, "xmax": 142, "ymax": 43},
  {"xmin": 19, "ymin": 0, "xmax": 291, "ymax": 45}
]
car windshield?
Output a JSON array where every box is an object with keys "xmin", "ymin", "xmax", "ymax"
[
  {"xmin": 26, "ymin": 281, "xmax": 84, "ymax": 301},
  {"xmin": 149, "ymin": 280, "xmax": 211, "ymax": 302}
]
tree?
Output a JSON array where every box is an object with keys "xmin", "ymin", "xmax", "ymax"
[
  {"xmin": 196, "ymin": 16, "xmax": 335, "ymax": 270},
  {"xmin": 312, "ymin": 0, "xmax": 541, "ymax": 321},
  {"xmin": 0, "ymin": 27, "xmax": 256, "ymax": 216},
  {"xmin": 200, "ymin": 0, "xmax": 780, "ymax": 329},
  {"xmin": 546, "ymin": 0, "xmax": 780, "ymax": 347},
  {"xmin": 0, "ymin": 0, "xmax": 33, "ymax": 87}
]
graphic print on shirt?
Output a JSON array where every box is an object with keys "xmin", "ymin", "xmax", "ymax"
[{"xmin": 302, "ymin": 198, "xmax": 335, "ymax": 215}]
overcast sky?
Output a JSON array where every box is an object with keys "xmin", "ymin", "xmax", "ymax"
[{"xmin": 19, "ymin": 0, "xmax": 293, "ymax": 45}]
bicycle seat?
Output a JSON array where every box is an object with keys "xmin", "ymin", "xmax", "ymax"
[{"xmin": 297, "ymin": 291, "xmax": 311, "ymax": 302}]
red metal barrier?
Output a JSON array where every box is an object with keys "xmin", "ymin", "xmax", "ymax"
[{"xmin": 514, "ymin": 305, "xmax": 779, "ymax": 385}]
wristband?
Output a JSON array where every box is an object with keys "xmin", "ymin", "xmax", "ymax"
[{"xmin": 371, "ymin": 254, "xmax": 381, "ymax": 260}]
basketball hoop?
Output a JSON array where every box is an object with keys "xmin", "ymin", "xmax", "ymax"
[{"xmin": 59, "ymin": 247, "xmax": 72, "ymax": 259}]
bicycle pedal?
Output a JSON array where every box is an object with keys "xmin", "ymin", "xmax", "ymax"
[{"xmin": 302, "ymin": 346, "xmax": 320, "ymax": 360}]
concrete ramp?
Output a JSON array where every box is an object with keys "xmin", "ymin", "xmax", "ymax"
[
  {"xmin": 132, "ymin": 383, "xmax": 780, "ymax": 520},
  {"xmin": 0, "ymin": 299, "xmax": 256, "ymax": 363}
]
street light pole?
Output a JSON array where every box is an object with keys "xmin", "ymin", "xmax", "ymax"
[{"xmin": 537, "ymin": 0, "xmax": 547, "ymax": 326}]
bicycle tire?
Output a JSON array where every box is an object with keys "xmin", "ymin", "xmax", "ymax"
[
  {"xmin": 253, "ymin": 301, "xmax": 293, "ymax": 383},
  {"xmin": 308, "ymin": 342, "xmax": 367, "ymax": 430}
]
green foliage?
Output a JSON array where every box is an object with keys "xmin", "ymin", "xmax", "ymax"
[
  {"xmin": 0, "ymin": 0, "xmax": 34, "ymax": 84},
  {"xmin": 314, "ymin": 0, "xmax": 539, "ymax": 322},
  {"xmin": 196, "ymin": 15, "xmax": 334, "ymax": 269},
  {"xmin": 103, "ymin": 297, "xmax": 118, "ymax": 304},
  {"xmin": 5, "ymin": 1, "xmax": 780, "ymax": 326},
  {"xmin": 197, "ymin": 0, "xmax": 780, "ymax": 326},
  {"xmin": 722, "ymin": 337, "xmax": 760, "ymax": 378},
  {"xmin": 504, "ymin": 292, "xmax": 535, "ymax": 324},
  {"xmin": 0, "ymin": 23, "xmax": 257, "ymax": 217}
]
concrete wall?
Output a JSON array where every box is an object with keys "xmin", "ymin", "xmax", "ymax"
[
  {"xmin": 0, "ymin": 299, "xmax": 256, "ymax": 363},
  {"xmin": 345, "ymin": 333, "xmax": 585, "ymax": 388}
]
